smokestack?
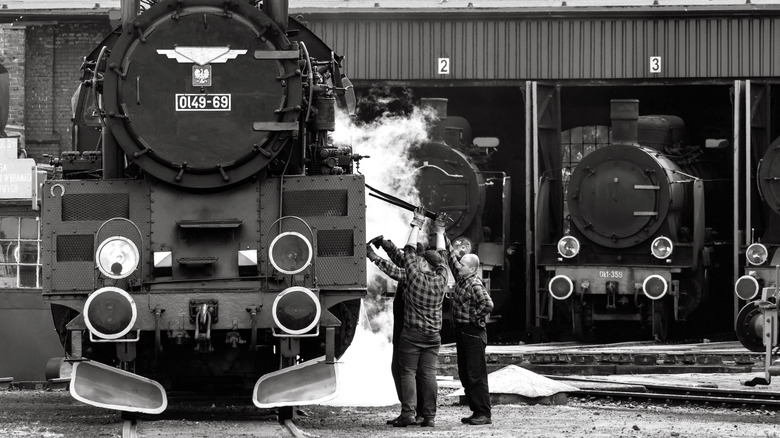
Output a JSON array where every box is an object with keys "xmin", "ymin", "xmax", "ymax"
[
  {"xmin": 264, "ymin": 0, "xmax": 289, "ymax": 32},
  {"xmin": 610, "ymin": 99, "xmax": 639, "ymax": 145},
  {"xmin": 421, "ymin": 98, "xmax": 447, "ymax": 144},
  {"xmin": 120, "ymin": 0, "xmax": 139, "ymax": 29}
]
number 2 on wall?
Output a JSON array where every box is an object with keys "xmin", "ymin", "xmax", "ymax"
[{"xmin": 438, "ymin": 58, "xmax": 450, "ymax": 75}]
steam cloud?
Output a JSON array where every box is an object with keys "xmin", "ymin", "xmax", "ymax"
[{"xmin": 324, "ymin": 106, "xmax": 434, "ymax": 407}]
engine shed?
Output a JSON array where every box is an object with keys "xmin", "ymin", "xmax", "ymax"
[
  {"xmin": 286, "ymin": 0, "xmax": 780, "ymax": 339},
  {"xmin": 0, "ymin": 0, "xmax": 778, "ymax": 344}
]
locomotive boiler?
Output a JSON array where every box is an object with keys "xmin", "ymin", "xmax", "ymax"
[
  {"xmin": 400, "ymin": 98, "xmax": 510, "ymax": 331},
  {"xmin": 43, "ymin": 0, "xmax": 363, "ymax": 416},
  {"xmin": 537, "ymin": 99, "xmax": 731, "ymax": 340},
  {"xmin": 412, "ymin": 98, "xmax": 510, "ymax": 309}
]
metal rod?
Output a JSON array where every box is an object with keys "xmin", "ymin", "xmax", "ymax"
[{"xmin": 366, "ymin": 184, "xmax": 436, "ymax": 219}]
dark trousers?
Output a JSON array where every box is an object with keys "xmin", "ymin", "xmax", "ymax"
[
  {"xmin": 398, "ymin": 328, "xmax": 440, "ymax": 419},
  {"xmin": 391, "ymin": 319, "xmax": 423, "ymax": 416},
  {"xmin": 455, "ymin": 324, "xmax": 491, "ymax": 418}
]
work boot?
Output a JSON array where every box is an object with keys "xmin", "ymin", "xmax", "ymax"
[
  {"xmin": 466, "ymin": 415, "xmax": 492, "ymax": 425},
  {"xmin": 392, "ymin": 415, "xmax": 418, "ymax": 427},
  {"xmin": 386, "ymin": 414, "xmax": 402, "ymax": 425},
  {"xmin": 420, "ymin": 417, "xmax": 435, "ymax": 427},
  {"xmin": 461, "ymin": 414, "xmax": 474, "ymax": 424}
]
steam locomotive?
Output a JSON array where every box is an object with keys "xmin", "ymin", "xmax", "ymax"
[
  {"xmin": 537, "ymin": 99, "xmax": 732, "ymax": 340},
  {"xmin": 43, "ymin": 0, "xmax": 363, "ymax": 415},
  {"xmin": 411, "ymin": 98, "xmax": 510, "ymax": 327},
  {"xmin": 734, "ymin": 128, "xmax": 780, "ymax": 385}
]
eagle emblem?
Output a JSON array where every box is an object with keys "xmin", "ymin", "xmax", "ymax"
[
  {"xmin": 156, "ymin": 46, "xmax": 248, "ymax": 66},
  {"xmin": 193, "ymin": 66, "xmax": 211, "ymax": 86}
]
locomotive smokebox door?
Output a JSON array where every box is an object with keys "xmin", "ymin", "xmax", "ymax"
[
  {"xmin": 567, "ymin": 144, "xmax": 682, "ymax": 249},
  {"xmin": 101, "ymin": 0, "xmax": 303, "ymax": 190}
]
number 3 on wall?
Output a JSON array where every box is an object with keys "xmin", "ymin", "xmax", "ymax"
[
  {"xmin": 650, "ymin": 56, "xmax": 662, "ymax": 74},
  {"xmin": 438, "ymin": 58, "xmax": 450, "ymax": 75}
]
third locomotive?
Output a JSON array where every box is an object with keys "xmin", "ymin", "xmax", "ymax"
[{"xmin": 537, "ymin": 99, "xmax": 732, "ymax": 341}]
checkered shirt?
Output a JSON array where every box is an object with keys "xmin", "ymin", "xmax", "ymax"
[
  {"xmin": 446, "ymin": 241, "xmax": 494, "ymax": 328},
  {"xmin": 402, "ymin": 244, "xmax": 447, "ymax": 334}
]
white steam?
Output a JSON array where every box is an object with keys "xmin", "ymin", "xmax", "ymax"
[{"xmin": 324, "ymin": 107, "xmax": 433, "ymax": 407}]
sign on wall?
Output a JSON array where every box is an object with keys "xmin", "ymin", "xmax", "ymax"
[
  {"xmin": 0, "ymin": 138, "xmax": 33, "ymax": 199},
  {"xmin": 650, "ymin": 56, "xmax": 662, "ymax": 74},
  {"xmin": 438, "ymin": 58, "xmax": 450, "ymax": 75}
]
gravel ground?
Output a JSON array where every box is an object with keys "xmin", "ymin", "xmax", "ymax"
[{"xmin": 1, "ymin": 386, "xmax": 779, "ymax": 438}]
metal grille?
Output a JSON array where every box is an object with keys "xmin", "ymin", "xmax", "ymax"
[
  {"xmin": 283, "ymin": 191, "xmax": 347, "ymax": 217},
  {"xmin": 317, "ymin": 230, "xmax": 353, "ymax": 257},
  {"xmin": 62, "ymin": 193, "xmax": 130, "ymax": 221},
  {"xmin": 56, "ymin": 235, "xmax": 94, "ymax": 262}
]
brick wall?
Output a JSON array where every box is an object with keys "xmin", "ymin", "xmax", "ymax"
[
  {"xmin": 15, "ymin": 22, "xmax": 112, "ymax": 161},
  {"xmin": 25, "ymin": 25, "xmax": 55, "ymax": 156},
  {"xmin": 53, "ymin": 23, "xmax": 112, "ymax": 159},
  {"xmin": 0, "ymin": 26, "xmax": 25, "ymax": 130}
]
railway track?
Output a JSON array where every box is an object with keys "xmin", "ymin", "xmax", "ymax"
[
  {"xmin": 121, "ymin": 417, "xmax": 305, "ymax": 438},
  {"xmin": 439, "ymin": 340, "xmax": 763, "ymax": 376},
  {"xmin": 118, "ymin": 391, "xmax": 307, "ymax": 438},
  {"xmin": 564, "ymin": 377, "xmax": 780, "ymax": 410}
]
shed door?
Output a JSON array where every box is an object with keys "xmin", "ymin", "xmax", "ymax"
[
  {"xmin": 736, "ymin": 80, "xmax": 772, "ymax": 323},
  {"xmin": 525, "ymin": 81, "xmax": 561, "ymax": 330}
]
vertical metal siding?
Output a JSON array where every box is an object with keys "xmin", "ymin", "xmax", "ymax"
[{"xmin": 306, "ymin": 15, "xmax": 780, "ymax": 81}]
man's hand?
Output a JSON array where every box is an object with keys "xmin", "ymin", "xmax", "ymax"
[
  {"xmin": 410, "ymin": 206, "xmax": 426, "ymax": 228},
  {"xmin": 368, "ymin": 235, "xmax": 384, "ymax": 249},
  {"xmin": 434, "ymin": 213, "xmax": 447, "ymax": 232},
  {"xmin": 366, "ymin": 243, "xmax": 380, "ymax": 262},
  {"xmin": 380, "ymin": 238, "xmax": 394, "ymax": 253}
]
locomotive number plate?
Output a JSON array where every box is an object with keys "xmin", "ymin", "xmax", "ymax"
[
  {"xmin": 175, "ymin": 94, "xmax": 231, "ymax": 111},
  {"xmin": 598, "ymin": 270, "xmax": 624, "ymax": 279}
]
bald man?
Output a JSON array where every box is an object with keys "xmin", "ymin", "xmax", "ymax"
[{"xmin": 444, "ymin": 229, "xmax": 494, "ymax": 426}]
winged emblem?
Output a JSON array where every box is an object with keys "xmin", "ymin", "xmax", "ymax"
[{"xmin": 156, "ymin": 46, "xmax": 247, "ymax": 66}]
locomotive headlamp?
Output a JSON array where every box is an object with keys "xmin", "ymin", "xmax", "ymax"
[
  {"xmin": 548, "ymin": 275, "xmax": 574, "ymax": 300},
  {"xmin": 452, "ymin": 236, "xmax": 473, "ymax": 257},
  {"xmin": 96, "ymin": 237, "xmax": 139, "ymax": 279},
  {"xmin": 735, "ymin": 274, "xmax": 760, "ymax": 301},
  {"xmin": 272, "ymin": 287, "xmax": 321, "ymax": 335},
  {"xmin": 642, "ymin": 275, "xmax": 668, "ymax": 300},
  {"xmin": 83, "ymin": 287, "xmax": 137, "ymax": 340},
  {"xmin": 746, "ymin": 243, "xmax": 769, "ymax": 266},
  {"xmin": 557, "ymin": 236, "xmax": 580, "ymax": 259},
  {"xmin": 650, "ymin": 236, "xmax": 673, "ymax": 260},
  {"xmin": 269, "ymin": 232, "xmax": 312, "ymax": 275}
]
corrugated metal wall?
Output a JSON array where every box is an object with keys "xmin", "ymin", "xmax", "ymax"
[{"xmin": 303, "ymin": 15, "xmax": 780, "ymax": 81}]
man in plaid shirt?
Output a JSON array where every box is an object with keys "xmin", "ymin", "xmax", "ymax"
[
  {"xmin": 391, "ymin": 206, "xmax": 447, "ymax": 428},
  {"xmin": 366, "ymin": 237, "xmax": 424, "ymax": 425},
  {"xmin": 445, "ymin": 235, "xmax": 494, "ymax": 425}
]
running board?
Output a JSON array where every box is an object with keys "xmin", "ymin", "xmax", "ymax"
[
  {"xmin": 253, "ymin": 356, "xmax": 338, "ymax": 408},
  {"xmin": 70, "ymin": 361, "xmax": 167, "ymax": 414}
]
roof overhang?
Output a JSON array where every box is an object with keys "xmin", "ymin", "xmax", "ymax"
[
  {"xmin": 288, "ymin": 4, "xmax": 780, "ymax": 20},
  {"xmin": 0, "ymin": 3, "xmax": 779, "ymax": 26},
  {"xmin": 0, "ymin": 8, "xmax": 119, "ymax": 26}
]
